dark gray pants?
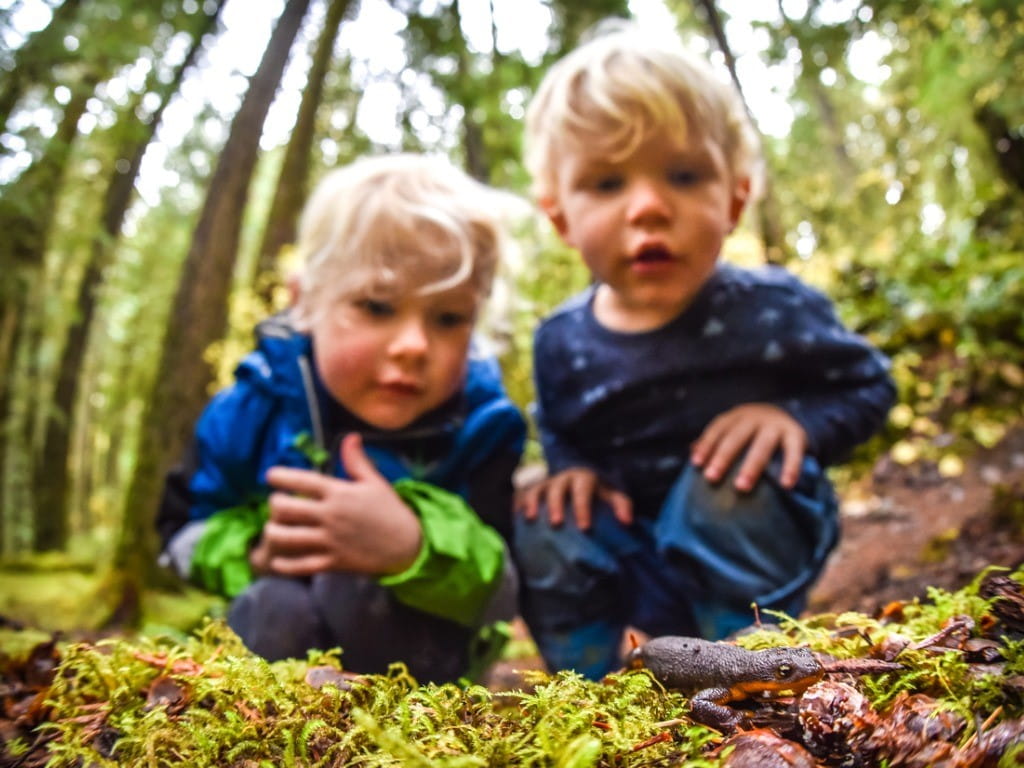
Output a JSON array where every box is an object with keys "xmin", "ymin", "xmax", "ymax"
[{"xmin": 227, "ymin": 572, "xmax": 473, "ymax": 683}]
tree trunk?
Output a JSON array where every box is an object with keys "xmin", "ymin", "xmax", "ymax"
[
  {"xmin": 109, "ymin": 0, "xmax": 312, "ymax": 627},
  {"xmin": 450, "ymin": 1, "xmax": 489, "ymax": 182},
  {"xmin": 975, "ymin": 102, "xmax": 1024, "ymax": 194},
  {"xmin": 0, "ymin": 78, "xmax": 94, "ymax": 552},
  {"xmin": 31, "ymin": 3, "xmax": 224, "ymax": 550},
  {"xmin": 254, "ymin": 0, "xmax": 352, "ymax": 305},
  {"xmin": 692, "ymin": 0, "xmax": 789, "ymax": 263},
  {"xmin": 774, "ymin": 0, "xmax": 855, "ymax": 187}
]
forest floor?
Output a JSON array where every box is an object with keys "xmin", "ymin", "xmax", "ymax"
[{"xmin": 487, "ymin": 425, "xmax": 1024, "ymax": 686}]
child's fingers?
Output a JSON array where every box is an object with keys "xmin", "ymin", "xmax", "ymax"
[
  {"xmin": 702, "ymin": 419, "xmax": 756, "ymax": 483},
  {"xmin": 268, "ymin": 553, "xmax": 333, "ymax": 577},
  {"xmin": 339, "ymin": 432, "xmax": 384, "ymax": 482},
  {"xmin": 515, "ymin": 485, "xmax": 541, "ymax": 520},
  {"xmin": 600, "ymin": 486, "xmax": 633, "ymax": 525},
  {"xmin": 265, "ymin": 466, "xmax": 328, "ymax": 497},
  {"xmin": 690, "ymin": 410, "xmax": 739, "ymax": 469},
  {"xmin": 262, "ymin": 520, "xmax": 326, "ymax": 554},
  {"xmin": 733, "ymin": 428, "xmax": 779, "ymax": 492},
  {"xmin": 778, "ymin": 429, "xmax": 806, "ymax": 488},
  {"xmin": 570, "ymin": 472, "xmax": 597, "ymax": 530},
  {"xmin": 267, "ymin": 492, "xmax": 321, "ymax": 524},
  {"xmin": 544, "ymin": 474, "xmax": 569, "ymax": 526}
]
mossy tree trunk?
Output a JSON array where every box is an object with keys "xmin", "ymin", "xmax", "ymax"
[
  {"xmin": 0, "ymin": 76, "xmax": 95, "ymax": 552},
  {"xmin": 254, "ymin": 0, "xmax": 353, "ymax": 306},
  {"xmin": 31, "ymin": 3, "xmax": 225, "ymax": 549},
  {"xmin": 107, "ymin": 0, "xmax": 313, "ymax": 627}
]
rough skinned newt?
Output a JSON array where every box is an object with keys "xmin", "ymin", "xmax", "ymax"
[{"xmin": 626, "ymin": 635, "xmax": 824, "ymax": 730}]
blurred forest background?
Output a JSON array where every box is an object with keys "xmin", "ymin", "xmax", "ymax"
[{"xmin": 0, "ymin": 0, "xmax": 1021, "ymax": 633}]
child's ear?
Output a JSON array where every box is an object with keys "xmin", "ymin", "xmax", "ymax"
[
  {"xmin": 539, "ymin": 196, "xmax": 570, "ymax": 240},
  {"xmin": 729, "ymin": 176, "xmax": 752, "ymax": 229},
  {"xmin": 286, "ymin": 272, "xmax": 302, "ymax": 306}
]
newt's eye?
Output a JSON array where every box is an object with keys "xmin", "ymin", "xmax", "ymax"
[{"xmin": 776, "ymin": 663, "xmax": 793, "ymax": 679}]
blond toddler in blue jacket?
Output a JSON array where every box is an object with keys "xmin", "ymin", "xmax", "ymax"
[{"xmin": 159, "ymin": 155, "xmax": 526, "ymax": 682}]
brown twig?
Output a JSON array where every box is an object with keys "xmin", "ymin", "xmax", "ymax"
[{"xmin": 630, "ymin": 731, "xmax": 673, "ymax": 752}]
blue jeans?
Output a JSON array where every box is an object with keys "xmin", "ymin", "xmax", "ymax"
[
  {"xmin": 227, "ymin": 572, "xmax": 473, "ymax": 683},
  {"xmin": 512, "ymin": 458, "xmax": 838, "ymax": 678}
]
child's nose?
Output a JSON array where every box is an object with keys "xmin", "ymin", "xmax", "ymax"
[
  {"xmin": 389, "ymin": 315, "xmax": 429, "ymax": 358},
  {"xmin": 626, "ymin": 179, "xmax": 671, "ymax": 225}
]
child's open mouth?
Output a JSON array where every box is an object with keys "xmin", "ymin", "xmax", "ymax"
[{"xmin": 632, "ymin": 245, "xmax": 675, "ymax": 265}]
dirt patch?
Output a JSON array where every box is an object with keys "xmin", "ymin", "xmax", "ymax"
[{"xmin": 810, "ymin": 425, "xmax": 1024, "ymax": 616}]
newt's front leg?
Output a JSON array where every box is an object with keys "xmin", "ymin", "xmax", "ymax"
[{"xmin": 690, "ymin": 687, "xmax": 745, "ymax": 732}]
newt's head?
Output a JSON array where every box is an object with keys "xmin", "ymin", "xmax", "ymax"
[{"xmin": 728, "ymin": 646, "xmax": 824, "ymax": 700}]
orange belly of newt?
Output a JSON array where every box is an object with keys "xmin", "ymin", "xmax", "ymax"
[{"xmin": 727, "ymin": 673, "xmax": 823, "ymax": 702}]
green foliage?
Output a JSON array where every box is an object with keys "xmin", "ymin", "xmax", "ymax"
[{"xmin": 750, "ymin": 0, "xmax": 1024, "ymax": 478}]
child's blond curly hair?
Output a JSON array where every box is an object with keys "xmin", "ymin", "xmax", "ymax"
[
  {"xmin": 524, "ymin": 22, "xmax": 762, "ymax": 202},
  {"xmin": 292, "ymin": 153, "xmax": 506, "ymax": 329}
]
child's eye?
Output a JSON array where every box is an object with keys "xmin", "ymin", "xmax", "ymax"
[
  {"xmin": 593, "ymin": 175, "xmax": 623, "ymax": 192},
  {"xmin": 435, "ymin": 311, "xmax": 471, "ymax": 329},
  {"xmin": 668, "ymin": 169, "xmax": 699, "ymax": 186},
  {"xmin": 355, "ymin": 298, "xmax": 395, "ymax": 317}
]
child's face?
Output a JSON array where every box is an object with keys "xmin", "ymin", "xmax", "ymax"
[
  {"xmin": 310, "ymin": 280, "xmax": 479, "ymax": 430},
  {"xmin": 543, "ymin": 128, "xmax": 749, "ymax": 331}
]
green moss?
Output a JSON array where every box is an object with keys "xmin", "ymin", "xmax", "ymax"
[
  {"xmin": 8, "ymin": 566, "xmax": 1022, "ymax": 766},
  {"xmin": 37, "ymin": 621, "xmax": 720, "ymax": 766}
]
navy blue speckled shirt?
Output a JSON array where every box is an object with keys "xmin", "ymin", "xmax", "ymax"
[{"xmin": 533, "ymin": 263, "xmax": 896, "ymax": 514}]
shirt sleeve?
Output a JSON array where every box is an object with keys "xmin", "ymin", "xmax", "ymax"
[
  {"xmin": 773, "ymin": 286, "xmax": 896, "ymax": 465},
  {"xmin": 532, "ymin": 321, "xmax": 600, "ymax": 475}
]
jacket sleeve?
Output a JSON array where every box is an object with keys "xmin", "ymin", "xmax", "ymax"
[
  {"xmin": 189, "ymin": 382, "xmax": 278, "ymax": 519},
  {"xmin": 156, "ymin": 443, "xmax": 199, "ymax": 550},
  {"xmin": 159, "ymin": 380, "xmax": 279, "ymax": 595},
  {"xmin": 379, "ymin": 479, "xmax": 508, "ymax": 627},
  {"xmin": 773, "ymin": 286, "xmax": 896, "ymax": 465}
]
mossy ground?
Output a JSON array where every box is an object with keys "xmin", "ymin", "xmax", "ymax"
[{"xmin": 2, "ymin": 568, "xmax": 1022, "ymax": 767}]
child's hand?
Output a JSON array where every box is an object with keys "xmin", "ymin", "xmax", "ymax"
[
  {"xmin": 690, "ymin": 403, "xmax": 807, "ymax": 492},
  {"xmin": 248, "ymin": 533, "xmax": 273, "ymax": 575},
  {"xmin": 516, "ymin": 467, "xmax": 632, "ymax": 530},
  {"xmin": 261, "ymin": 433, "xmax": 423, "ymax": 577}
]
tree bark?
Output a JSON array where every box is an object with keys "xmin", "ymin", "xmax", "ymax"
[
  {"xmin": 0, "ymin": 77, "xmax": 94, "ymax": 551},
  {"xmin": 975, "ymin": 102, "xmax": 1024, "ymax": 195},
  {"xmin": 254, "ymin": 0, "xmax": 352, "ymax": 305},
  {"xmin": 31, "ymin": 3, "xmax": 225, "ymax": 551},
  {"xmin": 450, "ymin": 0, "xmax": 489, "ymax": 182},
  {"xmin": 109, "ymin": 0, "xmax": 312, "ymax": 627},
  {"xmin": 692, "ymin": 0, "xmax": 789, "ymax": 263}
]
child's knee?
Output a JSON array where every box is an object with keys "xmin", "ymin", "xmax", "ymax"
[
  {"xmin": 228, "ymin": 577, "xmax": 323, "ymax": 660},
  {"xmin": 513, "ymin": 511, "xmax": 617, "ymax": 587},
  {"xmin": 512, "ymin": 508, "xmax": 624, "ymax": 631},
  {"xmin": 656, "ymin": 458, "xmax": 838, "ymax": 609}
]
